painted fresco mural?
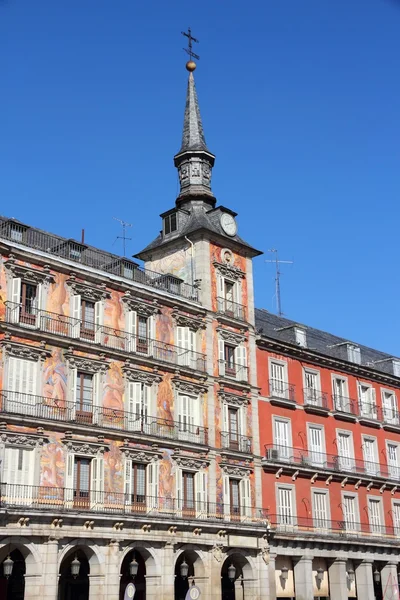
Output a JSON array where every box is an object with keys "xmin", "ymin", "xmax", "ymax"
[
  {"xmin": 210, "ymin": 242, "xmax": 248, "ymax": 312},
  {"xmin": 146, "ymin": 242, "xmax": 192, "ymax": 283}
]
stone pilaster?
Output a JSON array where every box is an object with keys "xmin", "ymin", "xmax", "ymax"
[
  {"xmin": 161, "ymin": 542, "xmax": 175, "ymax": 600},
  {"xmin": 41, "ymin": 538, "xmax": 59, "ymax": 600},
  {"xmin": 104, "ymin": 541, "xmax": 120, "ymax": 600},
  {"xmin": 294, "ymin": 555, "xmax": 313, "ymax": 600},
  {"xmin": 355, "ymin": 560, "xmax": 375, "ymax": 600},
  {"xmin": 328, "ymin": 557, "xmax": 348, "ymax": 600},
  {"xmin": 381, "ymin": 562, "xmax": 399, "ymax": 600}
]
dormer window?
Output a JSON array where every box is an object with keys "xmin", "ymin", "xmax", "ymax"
[
  {"xmin": 347, "ymin": 344, "xmax": 361, "ymax": 364},
  {"xmin": 67, "ymin": 240, "xmax": 87, "ymax": 262},
  {"xmin": 3, "ymin": 220, "xmax": 29, "ymax": 244},
  {"xmin": 294, "ymin": 327, "xmax": 307, "ymax": 348},
  {"xmin": 164, "ymin": 212, "xmax": 177, "ymax": 235}
]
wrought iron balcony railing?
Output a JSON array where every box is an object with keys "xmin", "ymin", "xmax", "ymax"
[
  {"xmin": 358, "ymin": 401, "xmax": 382, "ymax": 422},
  {"xmin": 0, "ymin": 219, "xmax": 198, "ymax": 301},
  {"xmin": 332, "ymin": 394, "xmax": 358, "ymax": 417},
  {"xmin": 0, "ymin": 483, "xmax": 268, "ymax": 526},
  {"xmin": 218, "ymin": 360, "xmax": 248, "ymax": 382},
  {"xmin": 303, "ymin": 388, "xmax": 329, "ymax": 410},
  {"xmin": 220, "ymin": 431, "xmax": 252, "ymax": 454},
  {"xmin": 263, "ymin": 443, "xmax": 400, "ymax": 482},
  {"xmin": 0, "ymin": 390, "xmax": 209, "ymax": 446},
  {"xmin": 216, "ymin": 297, "xmax": 246, "ymax": 321},
  {"xmin": 269, "ymin": 380, "xmax": 296, "ymax": 403},
  {"xmin": 4, "ymin": 302, "xmax": 207, "ymax": 373},
  {"xmin": 382, "ymin": 407, "xmax": 400, "ymax": 427},
  {"xmin": 268, "ymin": 514, "xmax": 400, "ymax": 541}
]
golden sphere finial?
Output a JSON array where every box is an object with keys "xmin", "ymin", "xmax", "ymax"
[{"xmin": 186, "ymin": 60, "xmax": 196, "ymax": 72}]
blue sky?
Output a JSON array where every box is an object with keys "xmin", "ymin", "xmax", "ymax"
[{"xmin": 1, "ymin": 0, "xmax": 399, "ymax": 355}]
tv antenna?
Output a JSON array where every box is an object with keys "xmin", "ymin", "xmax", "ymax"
[
  {"xmin": 265, "ymin": 249, "xmax": 293, "ymax": 317},
  {"xmin": 113, "ymin": 217, "xmax": 132, "ymax": 257}
]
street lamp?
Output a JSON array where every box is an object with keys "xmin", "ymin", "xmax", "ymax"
[
  {"xmin": 129, "ymin": 556, "xmax": 139, "ymax": 579},
  {"xmin": 347, "ymin": 569, "xmax": 355, "ymax": 589},
  {"xmin": 374, "ymin": 568, "xmax": 381, "ymax": 584},
  {"xmin": 316, "ymin": 568, "xmax": 324, "ymax": 584},
  {"xmin": 227, "ymin": 564, "xmax": 236, "ymax": 582},
  {"xmin": 3, "ymin": 555, "xmax": 14, "ymax": 579},
  {"xmin": 280, "ymin": 566, "xmax": 289, "ymax": 581},
  {"xmin": 71, "ymin": 555, "xmax": 81, "ymax": 579},
  {"xmin": 180, "ymin": 559, "xmax": 189, "ymax": 580}
]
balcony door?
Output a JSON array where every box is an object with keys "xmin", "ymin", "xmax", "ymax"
[
  {"xmin": 308, "ymin": 425, "xmax": 324, "ymax": 466},
  {"xmin": 337, "ymin": 432, "xmax": 354, "ymax": 471},
  {"xmin": 270, "ymin": 361, "xmax": 286, "ymax": 397},
  {"xmin": 76, "ymin": 373, "xmax": 94, "ymax": 424},
  {"xmin": 73, "ymin": 457, "xmax": 91, "ymax": 508},
  {"xmin": 304, "ymin": 370, "xmax": 318, "ymax": 404},
  {"xmin": 274, "ymin": 418, "xmax": 291, "ymax": 460}
]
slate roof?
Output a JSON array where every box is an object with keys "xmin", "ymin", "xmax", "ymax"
[
  {"xmin": 178, "ymin": 72, "xmax": 210, "ymax": 154},
  {"xmin": 255, "ymin": 308, "xmax": 399, "ymax": 378}
]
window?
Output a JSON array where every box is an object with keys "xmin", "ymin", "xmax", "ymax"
[
  {"xmin": 164, "ymin": 212, "xmax": 177, "ymax": 235},
  {"xmin": 218, "ymin": 339, "xmax": 247, "ymax": 381},
  {"xmin": 277, "ymin": 485, "xmax": 296, "ymax": 527},
  {"xmin": 216, "ymin": 273, "xmax": 242, "ymax": 319},
  {"xmin": 127, "ymin": 463, "xmax": 146, "ymax": 506},
  {"xmin": 126, "ymin": 310, "xmax": 155, "ymax": 355},
  {"xmin": 3, "ymin": 447, "xmax": 37, "ymax": 498},
  {"xmin": 75, "ymin": 372, "xmax": 94, "ymax": 423},
  {"xmin": 362, "ymin": 437, "xmax": 378, "ymax": 475},
  {"xmin": 308, "ymin": 425, "xmax": 325, "ymax": 466},
  {"xmin": 69, "ymin": 368, "xmax": 101, "ymax": 424},
  {"xmin": 222, "ymin": 404, "xmax": 249, "ymax": 452},
  {"xmin": 10, "ymin": 224, "xmax": 23, "ymax": 242},
  {"xmin": 9, "ymin": 277, "xmax": 43, "ymax": 326},
  {"xmin": 65, "ymin": 453, "xmax": 104, "ymax": 509},
  {"xmin": 225, "ymin": 344, "xmax": 235, "ymax": 376},
  {"xmin": 303, "ymin": 369, "xmax": 320, "ymax": 404},
  {"xmin": 382, "ymin": 390, "xmax": 398, "ymax": 424},
  {"xmin": 273, "ymin": 418, "xmax": 291, "ymax": 459},
  {"xmin": 71, "ymin": 295, "xmax": 103, "ymax": 342},
  {"xmin": 295, "ymin": 327, "xmax": 307, "ymax": 348},
  {"xmin": 6, "ymin": 356, "xmax": 38, "ymax": 414},
  {"xmin": 332, "ymin": 376, "xmax": 349, "ymax": 411},
  {"xmin": 347, "ymin": 345, "xmax": 361, "ymax": 364},
  {"xmin": 358, "ymin": 383, "xmax": 377, "ymax": 418},
  {"xmin": 126, "ymin": 381, "xmax": 152, "ymax": 432},
  {"xmin": 81, "ymin": 300, "xmax": 95, "ymax": 340},
  {"xmin": 387, "ymin": 442, "xmax": 400, "ymax": 480},
  {"xmin": 336, "ymin": 430, "xmax": 354, "ymax": 471},
  {"xmin": 392, "ymin": 500, "xmax": 400, "ymax": 535},
  {"xmin": 222, "ymin": 476, "xmax": 251, "ymax": 521},
  {"xmin": 177, "ymin": 393, "xmax": 201, "ymax": 442},
  {"xmin": 368, "ymin": 497, "xmax": 383, "ymax": 533},
  {"xmin": 342, "ymin": 493, "xmax": 359, "ymax": 531},
  {"xmin": 393, "ymin": 360, "xmax": 400, "ymax": 378},
  {"xmin": 269, "ymin": 360, "xmax": 288, "ymax": 397},
  {"xmin": 177, "ymin": 468, "xmax": 207, "ymax": 518},
  {"xmin": 20, "ymin": 283, "xmax": 38, "ymax": 325},
  {"xmin": 177, "ymin": 326, "xmax": 196, "ymax": 368},
  {"xmin": 124, "ymin": 460, "xmax": 158, "ymax": 512},
  {"xmin": 73, "ymin": 456, "xmax": 91, "ymax": 506},
  {"xmin": 312, "ymin": 489, "xmax": 329, "ymax": 528}
]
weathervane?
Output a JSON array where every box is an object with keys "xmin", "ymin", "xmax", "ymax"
[{"xmin": 182, "ymin": 27, "xmax": 199, "ymax": 71}]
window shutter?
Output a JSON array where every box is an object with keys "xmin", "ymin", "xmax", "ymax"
[
  {"xmin": 175, "ymin": 466, "xmax": 183, "ymax": 512},
  {"xmin": 36, "ymin": 283, "xmax": 45, "ymax": 313},
  {"xmin": 148, "ymin": 315, "xmax": 155, "ymax": 355},
  {"xmin": 217, "ymin": 274, "xmax": 224, "ymax": 311},
  {"xmin": 94, "ymin": 301, "xmax": 103, "ymax": 344},
  {"xmin": 239, "ymin": 478, "xmax": 251, "ymax": 519},
  {"xmin": 177, "ymin": 326, "xmax": 189, "ymax": 366},
  {"xmin": 223, "ymin": 474, "xmax": 230, "ymax": 519},
  {"xmin": 65, "ymin": 453, "xmax": 75, "ymax": 505},
  {"xmin": 127, "ymin": 311, "xmax": 137, "ymax": 353},
  {"xmin": 189, "ymin": 330, "xmax": 196, "ymax": 369},
  {"xmin": 371, "ymin": 388, "xmax": 377, "ymax": 417},
  {"xmin": 71, "ymin": 295, "xmax": 81, "ymax": 338},
  {"xmin": 124, "ymin": 459, "xmax": 133, "ymax": 505},
  {"xmin": 3, "ymin": 447, "xmax": 18, "ymax": 486},
  {"xmin": 218, "ymin": 338, "xmax": 225, "ymax": 376},
  {"xmin": 238, "ymin": 406, "xmax": 248, "ymax": 451},
  {"xmin": 92, "ymin": 372, "xmax": 102, "ymax": 425},
  {"xmin": 233, "ymin": 281, "xmax": 240, "ymax": 305},
  {"xmin": 68, "ymin": 367, "xmax": 77, "ymax": 421},
  {"xmin": 10, "ymin": 278, "xmax": 21, "ymax": 323},
  {"xmin": 126, "ymin": 381, "xmax": 142, "ymax": 431},
  {"xmin": 221, "ymin": 402, "xmax": 229, "ymax": 448},
  {"xmin": 146, "ymin": 461, "xmax": 159, "ymax": 511},
  {"xmin": 235, "ymin": 345, "xmax": 247, "ymax": 381},
  {"xmin": 90, "ymin": 455, "xmax": 104, "ymax": 510},
  {"xmin": 143, "ymin": 384, "xmax": 151, "ymax": 422},
  {"xmin": 195, "ymin": 470, "xmax": 207, "ymax": 517}
]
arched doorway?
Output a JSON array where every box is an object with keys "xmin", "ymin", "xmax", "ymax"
[
  {"xmin": 0, "ymin": 549, "xmax": 26, "ymax": 600},
  {"xmin": 221, "ymin": 554, "xmax": 252, "ymax": 600},
  {"xmin": 120, "ymin": 550, "xmax": 146, "ymax": 600},
  {"xmin": 58, "ymin": 549, "xmax": 89, "ymax": 600},
  {"xmin": 175, "ymin": 553, "xmax": 194, "ymax": 600}
]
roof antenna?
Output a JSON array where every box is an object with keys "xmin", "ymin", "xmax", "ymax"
[
  {"xmin": 265, "ymin": 249, "xmax": 293, "ymax": 317},
  {"xmin": 113, "ymin": 217, "xmax": 132, "ymax": 257}
]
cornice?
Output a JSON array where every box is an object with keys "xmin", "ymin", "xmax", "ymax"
[
  {"xmin": 213, "ymin": 261, "xmax": 245, "ymax": 281},
  {"xmin": 174, "ymin": 455, "xmax": 209, "ymax": 470},
  {"xmin": 62, "ymin": 438, "xmax": 109, "ymax": 455},
  {"xmin": 0, "ymin": 338, "xmax": 51, "ymax": 361},
  {"xmin": 4, "ymin": 256, "xmax": 55, "ymax": 285},
  {"xmin": 122, "ymin": 364, "xmax": 162, "ymax": 385},
  {"xmin": 172, "ymin": 377, "xmax": 208, "ymax": 396},
  {"xmin": 66, "ymin": 276, "xmax": 110, "ymax": 302},
  {"xmin": 221, "ymin": 463, "xmax": 252, "ymax": 477},
  {"xmin": 65, "ymin": 352, "xmax": 108, "ymax": 373},
  {"xmin": 217, "ymin": 390, "xmax": 249, "ymax": 406},
  {"xmin": 171, "ymin": 308, "xmax": 206, "ymax": 331},
  {"xmin": 121, "ymin": 293, "xmax": 160, "ymax": 317},
  {"xmin": 0, "ymin": 431, "xmax": 49, "ymax": 448},
  {"xmin": 217, "ymin": 327, "xmax": 246, "ymax": 345},
  {"xmin": 121, "ymin": 447, "xmax": 163, "ymax": 463},
  {"xmin": 257, "ymin": 336, "xmax": 400, "ymax": 389}
]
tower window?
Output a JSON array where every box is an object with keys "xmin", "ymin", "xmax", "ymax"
[{"xmin": 164, "ymin": 213, "xmax": 177, "ymax": 235}]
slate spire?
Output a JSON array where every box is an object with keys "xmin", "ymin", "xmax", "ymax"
[{"xmin": 174, "ymin": 64, "xmax": 216, "ymax": 207}]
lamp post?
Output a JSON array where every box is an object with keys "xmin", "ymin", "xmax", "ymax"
[
  {"xmin": 3, "ymin": 555, "xmax": 14, "ymax": 579},
  {"xmin": 316, "ymin": 567, "xmax": 324, "ymax": 588},
  {"xmin": 129, "ymin": 556, "xmax": 139, "ymax": 579},
  {"xmin": 71, "ymin": 555, "xmax": 81, "ymax": 579},
  {"xmin": 180, "ymin": 559, "xmax": 189, "ymax": 580},
  {"xmin": 227, "ymin": 564, "xmax": 236, "ymax": 583},
  {"xmin": 280, "ymin": 566, "xmax": 289, "ymax": 581},
  {"xmin": 373, "ymin": 568, "xmax": 381, "ymax": 584}
]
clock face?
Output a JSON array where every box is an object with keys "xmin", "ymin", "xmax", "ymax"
[{"xmin": 220, "ymin": 213, "xmax": 237, "ymax": 236}]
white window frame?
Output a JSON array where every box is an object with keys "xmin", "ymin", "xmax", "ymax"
[
  {"xmin": 269, "ymin": 358, "xmax": 288, "ymax": 397},
  {"xmin": 367, "ymin": 495, "xmax": 384, "ymax": 534},
  {"xmin": 358, "ymin": 381, "xmax": 377, "ymax": 418},
  {"xmin": 311, "ymin": 488, "xmax": 330, "ymax": 529},
  {"xmin": 386, "ymin": 440, "xmax": 400, "ymax": 481},
  {"xmin": 302, "ymin": 367, "xmax": 321, "ymax": 404},
  {"xmin": 273, "ymin": 416, "xmax": 292, "ymax": 460},
  {"xmin": 336, "ymin": 429, "xmax": 355, "ymax": 472},
  {"xmin": 347, "ymin": 344, "xmax": 361, "ymax": 364},
  {"xmin": 331, "ymin": 374, "xmax": 349, "ymax": 411},
  {"xmin": 5, "ymin": 355, "xmax": 39, "ymax": 415},
  {"xmin": 341, "ymin": 491, "xmax": 360, "ymax": 532},
  {"xmin": 276, "ymin": 483, "xmax": 297, "ymax": 529},
  {"xmin": 307, "ymin": 423, "xmax": 325, "ymax": 466},
  {"xmin": 2, "ymin": 445, "xmax": 40, "ymax": 503},
  {"xmin": 391, "ymin": 499, "xmax": 400, "ymax": 535},
  {"xmin": 382, "ymin": 389, "xmax": 398, "ymax": 424},
  {"xmin": 362, "ymin": 435, "xmax": 379, "ymax": 475}
]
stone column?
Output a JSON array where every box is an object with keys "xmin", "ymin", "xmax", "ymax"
[
  {"xmin": 355, "ymin": 560, "xmax": 375, "ymax": 600},
  {"xmin": 294, "ymin": 556, "xmax": 313, "ymax": 600},
  {"xmin": 104, "ymin": 541, "xmax": 120, "ymax": 600},
  {"xmin": 268, "ymin": 553, "xmax": 277, "ymax": 600},
  {"xmin": 89, "ymin": 574, "xmax": 105, "ymax": 600},
  {"xmin": 209, "ymin": 546, "xmax": 223, "ymax": 600},
  {"xmin": 161, "ymin": 542, "xmax": 175, "ymax": 600},
  {"xmin": 41, "ymin": 539, "xmax": 59, "ymax": 600},
  {"xmin": 146, "ymin": 574, "xmax": 163, "ymax": 600},
  {"xmin": 381, "ymin": 562, "xmax": 399, "ymax": 600},
  {"xmin": 24, "ymin": 574, "xmax": 42, "ymax": 600},
  {"xmin": 328, "ymin": 557, "xmax": 348, "ymax": 600}
]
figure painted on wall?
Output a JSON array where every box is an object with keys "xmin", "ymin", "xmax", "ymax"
[
  {"xmin": 150, "ymin": 245, "xmax": 191, "ymax": 282},
  {"xmin": 104, "ymin": 442, "xmax": 123, "ymax": 497},
  {"xmin": 47, "ymin": 272, "xmax": 69, "ymax": 316},
  {"xmin": 103, "ymin": 362, "xmax": 124, "ymax": 413},
  {"xmin": 157, "ymin": 373, "xmax": 174, "ymax": 424},
  {"xmin": 41, "ymin": 435, "xmax": 64, "ymax": 488},
  {"xmin": 159, "ymin": 450, "xmax": 174, "ymax": 501},
  {"xmin": 157, "ymin": 307, "xmax": 174, "ymax": 345},
  {"xmin": 43, "ymin": 349, "xmax": 67, "ymax": 405},
  {"xmin": 215, "ymin": 460, "xmax": 223, "ymax": 512},
  {"xmin": 104, "ymin": 290, "xmax": 124, "ymax": 332}
]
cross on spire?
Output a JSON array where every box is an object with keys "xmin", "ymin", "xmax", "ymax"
[{"xmin": 182, "ymin": 27, "xmax": 200, "ymax": 61}]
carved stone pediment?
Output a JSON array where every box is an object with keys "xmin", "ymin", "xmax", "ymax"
[
  {"xmin": 171, "ymin": 309, "xmax": 205, "ymax": 332},
  {"xmin": 0, "ymin": 340, "xmax": 50, "ymax": 361},
  {"xmin": 121, "ymin": 447, "xmax": 162, "ymax": 463},
  {"xmin": 218, "ymin": 391, "xmax": 249, "ymax": 407},
  {"xmin": 65, "ymin": 353, "xmax": 108, "ymax": 373},
  {"xmin": 122, "ymin": 364, "xmax": 162, "ymax": 385},
  {"xmin": 217, "ymin": 327, "xmax": 246, "ymax": 345},
  {"xmin": 172, "ymin": 378, "xmax": 208, "ymax": 396},
  {"xmin": 122, "ymin": 293, "xmax": 160, "ymax": 317},
  {"xmin": 62, "ymin": 439, "xmax": 108, "ymax": 455},
  {"xmin": 221, "ymin": 463, "xmax": 252, "ymax": 477},
  {"xmin": 5, "ymin": 258, "xmax": 55, "ymax": 285},
  {"xmin": 66, "ymin": 278, "xmax": 110, "ymax": 302},
  {"xmin": 213, "ymin": 261, "xmax": 245, "ymax": 281},
  {"xmin": 1, "ymin": 431, "xmax": 49, "ymax": 448},
  {"xmin": 174, "ymin": 456, "xmax": 209, "ymax": 470}
]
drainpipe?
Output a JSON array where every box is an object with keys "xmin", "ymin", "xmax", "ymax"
[{"xmin": 185, "ymin": 236, "xmax": 195, "ymax": 288}]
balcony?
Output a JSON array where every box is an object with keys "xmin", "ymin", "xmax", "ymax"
[
  {"xmin": 382, "ymin": 408, "xmax": 400, "ymax": 432},
  {"xmin": 4, "ymin": 302, "xmax": 207, "ymax": 373},
  {"xmin": 269, "ymin": 380, "xmax": 296, "ymax": 408},
  {"xmin": 268, "ymin": 514, "xmax": 400, "ymax": 543},
  {"xmin": 0, "ymin": 483, "xmax": 269, "ymax": 527},
  {"xmin": 332, "ymin": 395, "xmax": 358, "ymax": 422},
  {"xmin": 303, "ymin": 388, "xmax": 329, "ymax": 414},
  {"xmin": 358, "ymin": 401, "xmax": 382, "ymax": 428},
  {"xmin": 218, "ymin": 360, "xmax": 248, "ymax": 383},
  {"xmin": 0, "ymin": 390, "xmax": 209, "ymax": 446},
  {"xmin": 0, "ymin": 219, "xmax": 198, "ymax": 301},
  {"xmin": 216, "ymin": 297, "xmax": 246, "ymax": 322},
  {"xmin": 220, "ymin": 431, "xmax": 252, "ymax": 454},
  {"xmin": 263, "ymin": 443, "xmax": 400, "ymax": 483}
]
